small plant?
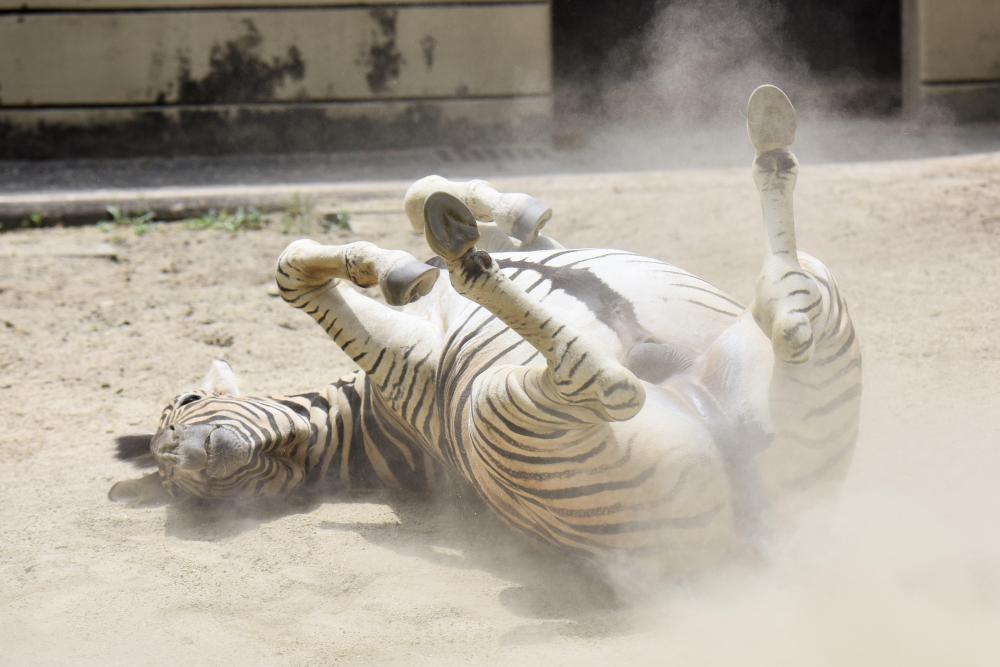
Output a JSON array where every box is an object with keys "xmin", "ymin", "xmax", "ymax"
[
  {"xmin": 99, "ymin": 205, "xmax": 157, "ymax": 237},
  {"xmin": 5, "ymin": 212, "xmax": 48, "ymax": 231},
  {"xmin": 176, "ymin": 199, "xmax": 349, "ymax": 235},
  {"xmin": 185, "ymin": 211, "xmax": 220, "ymax": 231},
  {"xmin": 280, "ymin": 193, "xmax": 316, "ymax": 234},
  {"xmin": 187, "ymin": 206, "xmax": 264, "ymax": 233},
  {"xmin": 320, "ymin": 210, "xmax": 352, "ymax": 232}
]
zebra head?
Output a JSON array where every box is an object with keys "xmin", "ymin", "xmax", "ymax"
[{"xmin": 149, "ymin": 360, "xmax": 316, "ymax": 499}]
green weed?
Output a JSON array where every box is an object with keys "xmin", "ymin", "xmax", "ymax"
[
  {"xmin": 2, "ymin": 212, "xmax": 48, "ymax": 232},
  {"xmin": 186, "ymin": 206, "xmax": 264, "ymax": 232},
  {"xmin": 278, "ymin": 195, "xmax": 352, "ymax": 234},
  {"xmin": 279, "ymin": 194, "xmax": 316, "ymax": 234},
  {"xmin": 320, "ymin": 210, "xmax": 352, "ymax": 232},
  {"xmin": 99, "ymin": 205, "xmax": 157, "ymax": 237}
]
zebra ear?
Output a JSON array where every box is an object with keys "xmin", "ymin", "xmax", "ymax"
[{"xmin": 199, "ymin": 359, "xmax": 241, "ymax": 395}]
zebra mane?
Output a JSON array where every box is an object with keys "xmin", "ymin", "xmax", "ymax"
[{"xmin": 114, "ymin": 434, "xmax": 155, "ymax": 468}]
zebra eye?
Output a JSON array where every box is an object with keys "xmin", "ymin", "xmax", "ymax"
[{"xmin": 177, "ymin": 394, "xmax": 201, "ymax": 407}]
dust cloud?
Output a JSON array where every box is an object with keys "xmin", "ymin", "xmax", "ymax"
[
  {"xmin": 601, "ymin": 0, "xmax": 809, "ymax": 124},
  {"xmin": 556, "ymin": 0, "xmax": 985, "ymax": 170},
  {"xmin": 559, "ymin": 0, "xmax": 807, "ymax": 168},
  {"xmin": 490, "ymin": 378, "xmax": 1000, "ymax": 666}
]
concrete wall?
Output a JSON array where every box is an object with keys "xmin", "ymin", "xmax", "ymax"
[
  {"xmin": 903, "ymin": 0, "xmax": 1000, "ymax": 120},
  {"xmin": 0, "ymin": 1, "xmax": 552, "ymax": 158}
]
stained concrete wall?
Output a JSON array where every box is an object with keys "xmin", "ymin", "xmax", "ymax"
[
  {"xmin": 0, "ymin": 1, "xmax": 552, "ymax": 158},
  {"xmin": 903, "ymin": 0, "xmax": 1000, "ymax": 120}
]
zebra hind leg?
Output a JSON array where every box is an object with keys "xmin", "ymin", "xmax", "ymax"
[
  {"xmin": 423, "ymin": 192, "xmax": 645, "ymax": 423},
  {"xmin": 743, "ymin": 85, "xmax": 862, "ymax": 507},
  {"xmin": 745, "ymin": 84, "xmax": 823, "ymax": 364}
]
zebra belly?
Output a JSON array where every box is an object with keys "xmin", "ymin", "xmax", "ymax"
[{"xmin": 412, "ymin": 248, "xmax": 744, "ymax": 370}]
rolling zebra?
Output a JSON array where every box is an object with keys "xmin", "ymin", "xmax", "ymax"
[{"xmin": 111, "ymin": 86, "xmax": 861, "ymax": 574}]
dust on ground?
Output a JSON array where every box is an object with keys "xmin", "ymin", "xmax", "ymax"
[{"xmin": 2, "ymin": 154, "xmax": 999, "ymax": 665}]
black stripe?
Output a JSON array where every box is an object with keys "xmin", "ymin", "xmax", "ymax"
[
  {"xmin": 816, "ymin": 325, "xmax": 856, "ymax": 366},
  {"xmin": 802, "ymin": 385, "xmax": 862, "ymax": 420},
  {"xmin": 783, "ymin": 356, "xmax": 861, "ymax": 390},
  {"xmin": 560, "ymin": 503, "xmax": 725, "ymax": 534},
  {"xmin": 507, "ymin": 456, "xmax": 655, "ymax": 500},
  {"xmin": 685, "ymin": 299, "xmax": 740, "ymax": 316},
  {"xmin": 667, "ymin": 283, "xmax": 744, "ymax": 309},
  {"xmin": 483, "ymin": 394, "xmax": 570, "ymax": 441},
  {"xmin": 274, "ymin": 398, "xmax": 311, "ymax": 421}
]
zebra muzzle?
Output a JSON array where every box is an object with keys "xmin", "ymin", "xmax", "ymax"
[{"xmin": 152, "ymin": 424, "xmax": 251, "ymax": 478}]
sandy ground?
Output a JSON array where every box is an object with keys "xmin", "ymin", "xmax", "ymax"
[{"xmin": 2, "ymin": 153, "xmax": 999, "ymax": 665}]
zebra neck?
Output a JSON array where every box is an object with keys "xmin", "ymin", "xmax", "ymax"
[
  {"xmin": 281, "ymin": 371, "xmax": 361, "ymax": 490},
  {"xmin": 301, "ymin": 371, "xmax": 432, "ymax": 492}
]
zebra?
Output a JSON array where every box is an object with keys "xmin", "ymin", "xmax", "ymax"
[{"xmin": 111, "ymin": 85, "xmax": 861, "ymax": 574}]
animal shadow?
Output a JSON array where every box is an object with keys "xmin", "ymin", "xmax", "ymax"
[
  {"xmin": 318, "ymin": 478, "xmax": 638, "ymax": 642},
  {"xmin": 112, "ymin": 436, "xmax": 654, "ymax": 637}
]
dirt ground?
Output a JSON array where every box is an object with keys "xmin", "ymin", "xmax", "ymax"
[{"xmin": 2, "ymin": 154, "xmax": 999, "ymax": 665}]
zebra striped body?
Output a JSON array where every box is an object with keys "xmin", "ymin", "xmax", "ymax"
[
  {"xmin": 119, "ymin": 85, "xmax": 862, "ymax": 575},
  {"xmin": 145, "ymin": 244, "xmax": 858, "ymax": 573}
]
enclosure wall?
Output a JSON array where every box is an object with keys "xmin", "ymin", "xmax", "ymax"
[{"xmin": 0, "ymin": 1, "xmax": 552, "ymax": 157}]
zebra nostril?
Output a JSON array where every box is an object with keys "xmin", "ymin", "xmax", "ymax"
[
  {"xmin": 151, "ymin": 430, "xmax": 176, "ymax": 456},
  {"xmin": 153, "ymin": 424, "xmax": 212, "ymax": 470}
]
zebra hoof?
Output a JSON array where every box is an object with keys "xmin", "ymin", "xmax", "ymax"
[
  {"xmin": 509, "ymin": 198, "xmax": 552, "ymax": 244},
  {"xmin": 747, "ymin": 84, "xmax": 796, "ymax": 154},
  {"xmin": 382, "ymin": 260, "xmax": 440, "ymax": 305},
  {"xmin": 424, "ymin": 191, "xmax": 480, "ymax": 262}
]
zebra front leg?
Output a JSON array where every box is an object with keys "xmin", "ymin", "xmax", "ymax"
[
  {"xmin": 276, "ymin": 240, "xmax": 442, "ymax": 413},
  {"xmin": 278, "ymin": 239, "xmax": 439, "ymax": 307},
  {"xmin": 744, "ymin": 85, "xmax": 862, "ymax": 503},
  {"xmin": 423, "ymin": 192, "xmax": 645, "ymax": 423},
  {"xmin": 405, "ymin": 175, "xmax": 562, "ymax": 250}
]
